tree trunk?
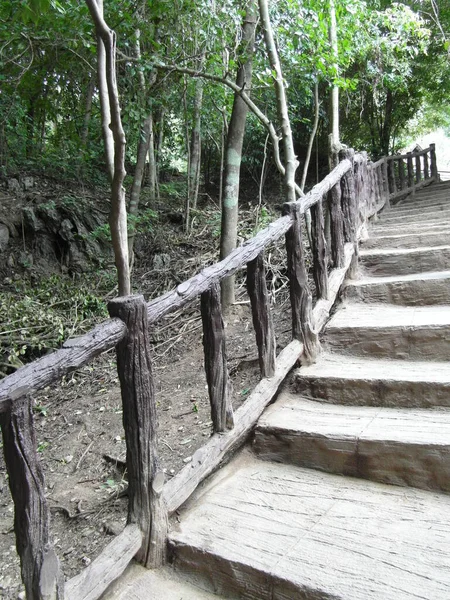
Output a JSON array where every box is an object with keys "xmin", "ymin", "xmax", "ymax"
[
  {"xmin": 97, "ymin": 33, "xmax": 114, "ymax": 182},
  {"xmin": 147, "ymin": 114, "xmax": 157, "ymax": 201},
  {"xmin": 259, "ymin": 0, "xmax": 297, "ymax": 203},
  {"xmin": 328, "ymin": 0, "xmax": 340, "ymax": 169},
  {"xmin": 380, "ymin": 89, "xmax": 393, "ymax": 156},
  {"xmin": 186, "ymin": 54, "xmax": 205, "ymax": 233},
  {"xmin": 86, "ymin": 0, "xmax": 130, "ymax": 296},
  {"xmin": 300, "ymin": 81, "xmax": 320, "ymax": 191},
  {"xmin": 154, "ymin": 106, "xmax": 165, "ymax": 199},
  {"xmin": 220, "ymin": 0, "xmax": 257, "ymax": 308},
  {"xmin": 81, "ymin": 76, "xmax": 96, "ymax": 148}
]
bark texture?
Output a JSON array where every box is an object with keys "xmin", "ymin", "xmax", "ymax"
[{"xmin": 220, "ymin": 1, "xmax": 257, "ymax": 307}]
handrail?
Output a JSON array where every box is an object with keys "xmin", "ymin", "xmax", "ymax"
[{"xmin": 0, "ymin": 143, "xmax": 439, "ymax": 600}]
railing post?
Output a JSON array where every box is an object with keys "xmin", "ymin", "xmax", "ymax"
[
  {"xmin": 283, "ymin": 202, "xmax": 320, "ymax": 364},
  {"xmin": 383, "ymin": 157, "xmax": 390, "ymax": 208},
  {"xmin": 247, "ymin": 252, "xmax": 276, "ymax": 378},
  {"xmin": 310, "ymin": 196, "xmax": 329, "ymax": 299},
  {"xmin": 108, "ymin": 295, "xmax": 168, "ymax": 568},
  {"xmin": 399, "ymin": 157, "xmax": 406, "ymax": 190},
  {"xmin": 387, "ymin": 158, "xmax": 396, "ymax": 195},
  {"xmin": 0, "ymin": 391, "xmax": 64, "ymax": 599},
  {"xmin": 328, "ymin": 176, "xmax": 345, "ymax": 268},
  {"xmin": 200, "ymin": 283, "xmax": 234, "ymax": 432},
  {"xmin": 407, "ymin": 152, "xmax": 414, "ymax": 190},
  {"xmin": 340, "ymin": 148, "xmax": 356, "ymax": 243},
  {"xmin": 423, "ymin": 152, "xmax": 430, "ymax": 180},
  {"xmin": 430, "ymin": 143, "xmax": 438, "ymax": 181},
  {"xmin": 415, "ymin": 153, "xmax": 422, "ymax": 184},
  {"xmin": 354, "ymin": 155, "xmax": 364, "ymax": 230}
]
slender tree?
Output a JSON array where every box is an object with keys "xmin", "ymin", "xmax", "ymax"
[
  {"xmin": 220, "ymin": 0, "xmax": 258, "ymax": 308},
  {"xmin": 85, "ymin": 0, "xmax": 130, "ymax": 296}
]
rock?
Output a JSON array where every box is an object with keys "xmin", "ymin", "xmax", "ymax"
[
  {"xmin": 21, "ymin": 176, "xmax": 34, "ymax": 191},
  {"xmin": 59, "ymin": 218, "xmax": 74, "ymax": 241},
  {"xmin": 68, "ymin": 243, "xmax": 87, "ymax": 271},
  {"xmin": 104, "ymin": 520, "xmax": 123, "ymax": 536},
  {"xmin": 153, "ymin": 253, "xmax": 170, "ymax": 271},
  {"xmin": 8, "ymin": 178, "xmax": 20, "ymax": 192},
  {"xmin": 23, "ymin": 206, "xmax": 45, "ymax": 233},
  {"xmin": 7, "ymin": 254, "xmax": 15, "ymax": 267},
  {"xmin": 0, "ymin": 223, "xmax": 9, "ymax": 250}
]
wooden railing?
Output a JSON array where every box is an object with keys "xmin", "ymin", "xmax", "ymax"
[
  {"xmin": 386, "ymin": 143, "xmax": 438, "ymax": 201},
  {"xmin": 0, "ymin": 144, "xmax": 438, "ymax": 600}
]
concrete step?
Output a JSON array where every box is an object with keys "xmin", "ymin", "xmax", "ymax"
[
  {"xmin": 361, "ymin": 229, "xmax": 450, "ymax": 250},
  {"xmin": 370, "ymin": 221, "xmax": 447, "ymax": 237},
  {"xmin": 101, "ymin": 564, "xmax": 225, "ymax": 600},
  {"xmin": 343, "ymin": 271, "xmax": 450, "ymax": 306},
  {"xmin": 169, "ymin": 452, "xmax": 450, "ymax": 600},
  {"xmin": 323, "ymin": 304, "xmax": 450, "ymax": 360},
  {"xmin": 254, "ymin": 395, "xmax": 450, "ymax": 492},
  {"xmin": 360, "ymin": 246, "xmax": 450, "ymax": 276},
  {"xmin": 292, "ymin": 352, "xmax": 450, "ymax": 408},
  {"xmin": 396, "ymin": 184, "xmax": 450, "ymax": 201},
  {"xmin": 381, "ymin": 203, "xmax": 450, "ymax": 219},
  {"xmin": 378, "ymin": 208, "xmax": 450, "ymax": 225}
]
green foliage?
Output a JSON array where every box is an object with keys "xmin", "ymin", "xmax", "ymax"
[
  {"xmin": 0, "ymin": 275, "xmax": 108, "ymax": 375},
  {"xmin": 89, "ymin": 208, "xmax": 158, "ymax": 242}
]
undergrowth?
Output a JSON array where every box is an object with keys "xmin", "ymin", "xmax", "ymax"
[{"xmin": 0, "ymin": 274, "xmax": 111, "ymax": 377}]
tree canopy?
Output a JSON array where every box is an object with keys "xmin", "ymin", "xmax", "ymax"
[{"xmin": 1, "ymin": 0, "xmax": 449, "ymax": 287}]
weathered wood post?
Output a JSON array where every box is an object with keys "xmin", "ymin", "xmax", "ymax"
[
  {"xmin": 340, "ymin": 148, "xmax": 356, "ymax": 243},
  {"xmin": 283, "ymin": 202, "xmax": 320, "ymax": 363},
  {"xmin": 200, "ymin": 283, "xmax": 234, "ymax": 432},
  {"xmin": 387, "ymin": 158, "xmax": 396, "ymax": 195},
  {"xmin": 415, "ymin": 153, "xmax": 422, "ymax": 184},
  {"xmin": 108, "ymin": 295, "xmax": 168, "ymax": 568},
  {"xmin": 246, "ymin": 253, "xmax": 276, "ymax": 378},
  {"xmin": 328, "ymin": 180, "xmax": 344, "ymax": 268},
  {"xmin": 355, "ymin": 153, "xmax": 369, "ymax": 234},
  {"xmin": 430, "ymin": 143, "xmax": 438, "ymax": 181},
  {"xmin": 310, "ymin": 197, "xmax": 329, "ymax": 299},
  {"xmin": 423, "ymin": 151, "xmax": 430, "ymax": 180},
  {"xmin": 0, "ymin": 390, "xmax": 64, "ymax": 600},
  {"xmin": 407, "ymin": 152, "xmax": 414, "ymax": 190},
  {"xmin": 399, "ymin": 157, "xmax": 406, "ymax": 191},
  {"xmin": 382, "ymin": 157, "xmax": 390, "ymax": 208}
]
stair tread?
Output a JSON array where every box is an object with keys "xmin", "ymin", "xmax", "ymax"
[
  {"xmin": 346, "ymin": 270, "xmax": 450, "ymax": 286},
  {"xmin": 258, "ymin": 395, "xmax": 450, "ymax": 445},
  {"xmin": 360, "ymin": 244, "xmax": 450, "ymax": 257},
  {"xmin": 327, "ymin": 303, "xmax": 450, "ymax": 329},
  {"xmin": 379, "ymin": 208, "xmax": 450, "ymax": 220},
  {"xmin": 296, "ymin": 352, "xmax": 450, "ymax": 382},
  {"xmin": 169, "ymin": 452, "xmax": 450, "ymax": 600},
  {"xmin": 370, "ymin": 222, "xmax": 450, "ymax": 235}
]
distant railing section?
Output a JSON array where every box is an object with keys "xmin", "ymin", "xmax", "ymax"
[
  {"xmin": 386, "ymin": 144, "xmax": 438, "ymax": 201},
  {"xmin": 0, "ymin": 144, "xmax": 438, "ymax": 600}
]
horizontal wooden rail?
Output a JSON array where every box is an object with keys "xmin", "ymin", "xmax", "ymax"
[
  {"xmin": 146, "ymin": 215, "xmax": 292, "ymax": 325},
  {"xmin": 386, "ymin": 146, "xmax": 431, "ymax": 161},
  {"xmin": 0, "ymin": 152, "xmax": 368, "ymax": 407},
  {"xmin": 0, "ymin": 319, "xmax": 126, "ymax": 411},
  {"xmin": 386, "ymin": 144, "xmax": 437, "ymax": 201},
  {"xmin": 65, "ymin": 524, "xmax": 142, "ymax": 600}
]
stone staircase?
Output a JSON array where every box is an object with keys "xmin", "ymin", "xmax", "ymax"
[{"xmin": 105, "ymin": 182, "xmax": 450, "ymax": 599}]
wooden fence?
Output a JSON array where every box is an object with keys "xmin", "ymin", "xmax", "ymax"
[{"xmin": 0, "ymin": 145, "xmax": 438, "ymax": 600}]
